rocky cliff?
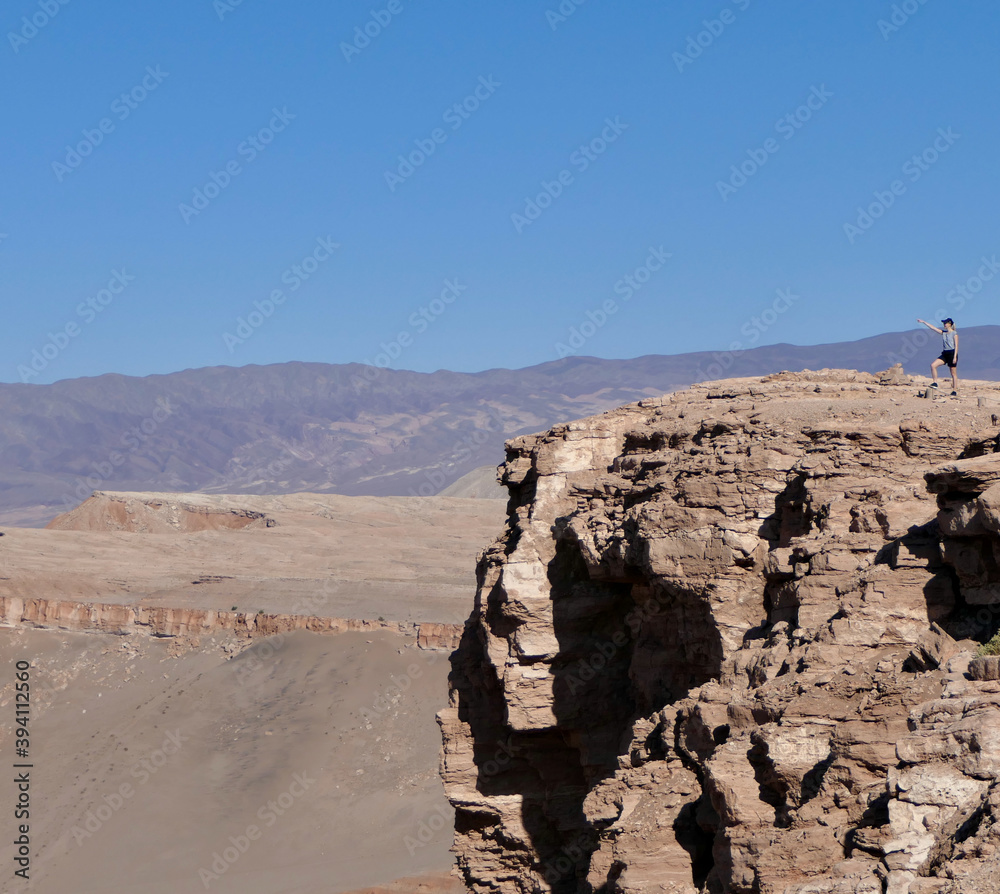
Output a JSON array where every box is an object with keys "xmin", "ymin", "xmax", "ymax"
[
  {"xmin": 0, "ymin": 595, "xmax": 462, "ymax": 649},
  {"xmin": 440, "ymin": 369, "xmax": 1000, "ymax": 894}
]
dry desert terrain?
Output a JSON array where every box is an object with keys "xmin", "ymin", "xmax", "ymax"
[{"xmin": 0, "ymin": 490, "xmax": 506, "ymax": 894}]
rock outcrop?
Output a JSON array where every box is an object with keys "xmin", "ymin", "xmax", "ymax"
[
  {"xmin": 0, "ymin": 595, "xmax": 462, "ymax": 649},
  {"xmin": 46, "ymin": 491, "xmax": 276, "ymax": 532},
  {"xmin": 440, "ymin": 370, "xmax": 1000, "ymax": 893}
]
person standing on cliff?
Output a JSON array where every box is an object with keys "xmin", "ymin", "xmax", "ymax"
[{"xmin": 916, "ymin": 317, "xmax": 959, "ymax": 395}]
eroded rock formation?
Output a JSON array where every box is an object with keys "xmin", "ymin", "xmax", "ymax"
[
  {"xmin": 440, "ymin": 370, "xmax": 1000, "ymax": 893},
  {"xmin": 46, "ymin": 491, "xmax": 276, "ymax": 532},
  {"xmin": 0, "ymin": 595, "xmax": 462, "ymax": 649}
]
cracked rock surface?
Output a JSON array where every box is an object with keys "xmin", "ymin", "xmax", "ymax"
[{"xmin": 440, "ymin": 369, "xmax": 1000, "ymax": 894}]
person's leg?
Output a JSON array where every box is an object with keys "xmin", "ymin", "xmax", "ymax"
[
  {"xmin": 951, "ymin": 362, "xmax": 958, "ymax": 392},
  {"xmin": 930, "ymin": 358, "xmax": 943, "ymax": 383}
]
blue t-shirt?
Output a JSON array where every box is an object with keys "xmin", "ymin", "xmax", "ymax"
[{"xmin": 943, "ymin": 329, "xmax": 956, "ymax": 350}]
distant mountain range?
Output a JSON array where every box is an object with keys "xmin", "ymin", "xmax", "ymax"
[{"xmin": 4, "ymin": 325, "xmax": 1000, "ymax": 526}]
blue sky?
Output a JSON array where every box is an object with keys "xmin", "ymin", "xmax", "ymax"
[{"xmin": 3, "ymin": 0, "xmax": 998, "ymax": 383}]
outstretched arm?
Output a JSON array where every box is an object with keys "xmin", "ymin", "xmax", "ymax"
[{"xmin": 917, "ymin": 318, "xmax": 943, "ymax": 333}]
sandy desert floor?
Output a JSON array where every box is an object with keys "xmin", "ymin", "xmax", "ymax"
[
  {"xmin": 0, "ymin": 492, "xmax": 505, "ymax": 625},
  {"xmin": 0, "ymin": 490, "xmax": 507, "ymax": 893},
  {"xmin": 0, "ymin": 627, "xmax": 460, "ymax": 894},
  {"xmin": 339, "ymin": 874, "xmax": 466, "ymax": 893}
]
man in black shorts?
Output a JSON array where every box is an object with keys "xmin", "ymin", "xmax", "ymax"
[{"xmin": 916, "ymin": 317, "xmax": 958, "ymax": 395}]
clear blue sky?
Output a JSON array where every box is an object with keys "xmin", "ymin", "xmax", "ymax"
[{"xmin": 3, "ymin": 0, "xmax": 998, "ymax": 383}]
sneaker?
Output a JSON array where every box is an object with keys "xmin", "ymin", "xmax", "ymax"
[
  {"xmin": 929, "ymin": 382, "xmax": 939, "ymax": 388},
  {"xmin": 951, "ymin": 391, "xmax": 958, "ymax": 396}
]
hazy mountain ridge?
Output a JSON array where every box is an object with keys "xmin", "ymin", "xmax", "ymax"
[{"xmin": 3, "ymin": 327, "xmax": 999, "ymax": 526}]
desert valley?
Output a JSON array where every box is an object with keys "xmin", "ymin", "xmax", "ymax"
[
  {"xmin": 5, "ymin": 363, "xmax": 1000, "ymax": 892},
  {"xmin": 0, "ymin": 487, "xmax": 502, "ymax": 893},
  {"xmin": 8, "ymin": 3, "xmax": 996, "ymax": 889}
]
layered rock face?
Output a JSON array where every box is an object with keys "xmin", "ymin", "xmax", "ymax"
[
  {"xmin": 0, "ymin": 595, "xmax": 462, "ymax": 649},
  {"xmin": 440, "ymin": 370, "xmax": 1000, "ymax": 894}
]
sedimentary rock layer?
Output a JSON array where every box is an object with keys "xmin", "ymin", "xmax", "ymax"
[
  {"xmin": 441, "ymin": 369, "xmax": 1000, "ymax": 893},
  {"xmin": 0, "ymin": 595, "xmax": 462, "ymax": 650}
]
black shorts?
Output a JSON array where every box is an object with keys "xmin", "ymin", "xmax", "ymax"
[{"xmin": 938, "ymin": 350, "xmax": 957, "ymax": 368}]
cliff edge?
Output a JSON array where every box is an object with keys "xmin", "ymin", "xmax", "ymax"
[{"xmin": 440, "ymin": 369, "xmax": 1000, "ymax": 894}]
